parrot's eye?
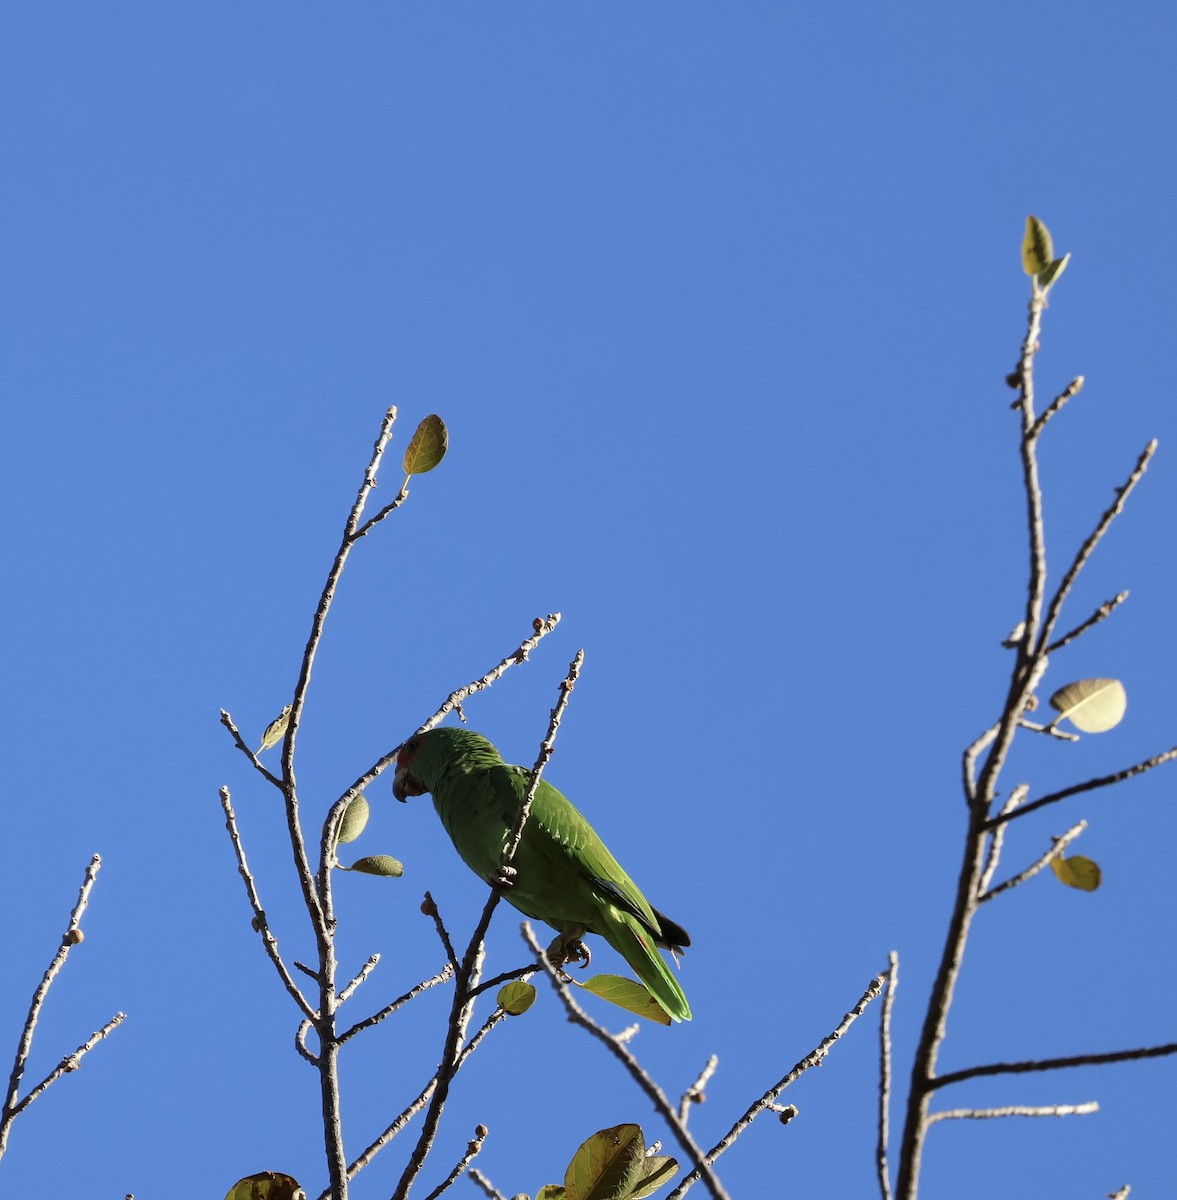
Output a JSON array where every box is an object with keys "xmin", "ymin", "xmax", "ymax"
[{"xmin": 406, "ymin": 737, "xmax": 420, "ymax": 753}]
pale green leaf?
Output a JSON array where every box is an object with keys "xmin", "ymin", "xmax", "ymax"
[
  {"xmin": 576, "ymin": 974, "xmax": 672, "ymax": 1026},
  {"xmin": 628, "ymin": 1156, "xmax": 679, "ymax": 1200},
  {"xmin": 1037, "ymin": 252, "xmax": 1071, "ymax": 290},
  {"xmin": 345, "ymin": 854, "xmax": 404, "ymax": 878},
  {"xmin": 1049, "ymin": 678, "xmax": 1127, "ymax": 732},
  {"xmin": 258, "ymin": 704, "xmax": 292, "ymax": 753},
  {"xmin": 335, "ymin": 793, "xmax": 370, "ymax": 846},
  {"xmin": 224, "ymin": 1173, "xmax": 304, "ymax": 1200},
  {"xmin": 565, "ymin": 1125, "xmax": 645, "ymax": 1200},
  {"xmin": 497, "ymin": 980, "xmax": 537, "ymax": 1016},
  {"xmin": 1022, "ymin": 215, "xmax": 1053, "ymax": 275},
  {"xmin": 536, "ymin": 1188, "xmax": 566, "ymax": 1200},
  {"xmin": 1051, "ymin": 854, "xmax": 1102, "ymax": 892},
  {"xmin": 403, "ymin": 414, "xmax": 448, "ymax": 476}
]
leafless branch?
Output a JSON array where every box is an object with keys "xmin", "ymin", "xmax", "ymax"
[
  {"xmin": 877, "ymin": 953, "xmax": 898, "ymax": 1200},
  {"xmin": 979, "ymin": 821, "xmax": 1086, "ymax": 903},
  {"xmin": 931, "ymin": 1041, "xmax": 1177, "ymax": 1090},
  {"xmin": 1046, "ymin": 591, "xmax": 1129, "ymax": 654},
  {"xmin": 679, "ymin": 1055, "xmax": 719, "ymax": 1126},
  {"xmin": 421, "ymin": 1124, "xmax": 489, "ymax": 1200},
  {"xmin": 522, "ymin": 924, "xmax": 729, "ymax": 1200},
  {"xmin": 219, "ymin": 787, "xmax": 316, "ymax": 1020},
  {"xmin": 987, "ymin": 746, "xmax": 1177, "ymax": 829},
  {"xmin": 671, "ymin": 973, "xmax": 885, "ymax": 1199},
  {"xmin": 976, "ymin": 786, "xmax": 1027, "ymax": 894},
  {"xmin": 467, "ymin": 1168, "xmax": 507, "ymax": 1200},
  {"xmin": 337, "ymin": 955, "xmax": 380, "ymax": 1004},
  {"xmin": 336, "ymin": 967, "xmax": 453, "ymax": 1047},
  {"xmin": 0, "ymin": 855, "xmax": 123, "ymax": 1162},
  {"xmin": 1030, "ymin": 375, "xmax": 1084, "ymax": 437},
  {"xmin": 927, "ymin": 1102, "xmax": 1098, "ymax": 1123},
  {"xmin": 1035, "ymin": 440, "xmax": 1157, "ymax": 655}
]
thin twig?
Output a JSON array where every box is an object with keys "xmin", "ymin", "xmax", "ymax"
[
  {"xmin": 979, "ymin": 821, "xmax": 1086, "ymax": 903},
  {"xmin": 1030, "ymin": 375, "xmax": 1084, "ymax": 437},
  {"xmin": 295, "ymin": 1020, "xmax": 318, "ymax": 1066},
  {"xmin": 927, "ymin": 1102, "xmax": 1097, "ymax": 1123},
  {"xmin": 0, "ymin": 855, "xmax": 124, "ymax": 1161},
  {"xmin": 467, "ymin": 1169, "xmax": 507, "ymax": 1200},
  {"xmin": 877, "ymin": 953, "xmax": 898, "ymax": 1200},
  {"xmin": 468, "ymin": 963, "xmax": 539, "ymax": 999},
  {"xmin": 337, "ymin": 967, "xmax": 454, "ymax": 1047},
  {"xmin": 679, "ymin": 1056, "xmax": 719, "ymax": 1126},
  {"xmin": 931, "ymin": 1041, "xmax": 1177, "ymax": 1090},
  {"xmin": 986, "ymin": 746, "xmax": 1177, "ymax": 829},
  {"xmin": 218, "ymin": 788, "xmax": 315, "ymax": 1020},
  {"xmin": 219, "ymin": 709, "xmax": 285, "ymax": 790},
  {"xmin": 523, "ymin": 924, "xmax": 730, "ymax": 1200},
  {"xmin": 977, "ymin": 785, "xmax": 1027, "ymax": 894},
  {"xmin": 421, "ymin": 1124, "xmax": 489, "ymax": 1200},
  {"xmin": 671, "ymin": 974, "xmax": 885, "ymax": 1199},
  {"xmin": 1034, "ymin": 440, "xmax": 1157, "ymax": 655},
  {"xmin": 421, "ymin": 892, "xmax": 460, "ymax": 971},
  {"xmin": 1045, "ymin": 591, "xmax": 1129, "ymax": 654},
  {"xmin": 337, "ymin": 955, "xmax": 380, "ymax": 1005}
]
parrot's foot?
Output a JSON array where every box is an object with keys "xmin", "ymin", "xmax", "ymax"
[
  {"xmin": 546, "ymin": 929, "xmax": 591, "ymax": 972},
  {"xmin": 490, "ymin": 865, "xmax": 517, "ymax": 890}
]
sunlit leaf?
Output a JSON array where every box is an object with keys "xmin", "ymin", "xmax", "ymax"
[
  {"xmin": 1051, "ymin": 854, "xmax": 1102, "ymax": 892},
  {"xmin": 497, "ymin": 980, "xmax": 537, "ymax": 1016},
  {"xmin": 564, "ymin": 1124, "xmax": 645, "ymax": 1200},
  {"xmin": 536, "ymin": 1188, "xmax": 566, "ymax": 1200},
  {"xmin": 1049, "ymin": 678, "xmax": 1127, "ymax": 732},
  {"xmin": 335, "ymin": 793, "xmax": 370, "ymax": 846},
  {"xmin": 224, "ymin": 1172, "xmax": 304, "ymax": 1200},
  {"xmin": 1037, "ymin": 252, "xmax": 1071, "ymax": 290},
  {"xmin": 576, "ymin": 974, "xmax": 672, "ymax": 1026},
  {"xmin": 628, "ymin": 1156, "xmax": 679, "ymax": 1200},
  {"xmin": 345, "ymin": 854, "xmax": 404, "ymax": 877},
  {"xmin": 1022, "ymin": 215, "xmax": 1053, "ymax": 275},
  {"xmin": 403, "ymin": 414, "xmax": 448, "ymax": 476},
  {"xmin": 258, "ymin": 704, "xmax": 292, "ymax": 753}
]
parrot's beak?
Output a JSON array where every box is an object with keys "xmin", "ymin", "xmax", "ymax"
[{"xmin": 393, "ymin": 763, "xmax": 426, "ymax": 802}]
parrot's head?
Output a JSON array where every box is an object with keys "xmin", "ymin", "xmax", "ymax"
[{"xmin": 392, "ymin": 726, "xmax": 503, "ymax": 801}]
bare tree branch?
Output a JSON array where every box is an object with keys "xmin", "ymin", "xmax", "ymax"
[
  {"xmin": 0, "ymin": 855, "xmax": 124, "ymax": 1162},
  {"xmin": 931, "ymin": 1041, "xmax": 1177, "ymax": 1090},
  {"xmin": 522, "ymin": 924, "xmax": 730, "ymax": 1200},
  {"xmin": 877, "ymin": 953, "xmax": 898, "ymax": 1200},
  {"xmin": 927, "ymin": 1102, "xmax": 1098, "ymax": 1123},
  {"xmin": 421, "ymin": 1124, "xmax": 489, "ymax": 1200},
  {"xmin": 679, "ymin": 1055, "xmax": 719, "ymax": 1126},
  {"xmin": 1046, "ymin": 591, "xmax": 1128, "ymax": 654}
]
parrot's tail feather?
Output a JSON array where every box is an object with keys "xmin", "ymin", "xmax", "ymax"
[{"xmin": 601, "ymin": 909, "xmax": 692, "ymax": 1023}]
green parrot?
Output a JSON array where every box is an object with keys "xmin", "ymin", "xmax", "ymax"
[{"xmin": 392, "ymin": 726, "xmax": 691, "ymax": 1023}]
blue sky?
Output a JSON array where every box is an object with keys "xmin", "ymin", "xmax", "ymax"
[{"xmin": 2, "ymin": 5, "xmax": 1176, "ymax": 1198}]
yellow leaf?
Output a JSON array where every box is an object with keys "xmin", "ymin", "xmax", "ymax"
[
  {"xmin": 224, "ymin": 1173, "xmax": 304, "ymax": 1200},
  {"xmin": 403, "ymin": 414, "xmax": 448, "ymax": 476},
  {"xmin": 258, "ymin": 704, "xmax": 292, "ymax": 753},
  {"xmin": 1048, "ymin": 678, "xmax": 1127, "ymax": 732},
  {"xmin": 1051, "ymin": 854, "xmax": 1102, "ymax": 892},
  {"xmin": 1022, "ymin": 215, "xmax": 1053, "ymax": 275}
]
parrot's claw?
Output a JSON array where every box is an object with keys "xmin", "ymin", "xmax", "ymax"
[
  {"xmin": 491, "ymin": 865, "xmax": 517, "ymax": 890},
  {"xmin": 545, "ymin": 931, "xmax": 591, "ymax": 972}
]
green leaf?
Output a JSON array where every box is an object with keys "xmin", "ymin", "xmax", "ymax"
[
  {"xmin": 403, "ymin": 414, "xmax": 448, "ymax": 476},
  {"xmin": 576, "ymin": 974, "xmax": 672, "ymax": 1026},
  {"xmin": 258, "ymin": 704, "xmax": 292, "ymax": 753},
  {"xmin": 627, "ymin": 1156, "xmax": 678, "ymax": 1200},
  {"xmin": 335, "ymin": 793, "xmax": 370, "ymax": 846},
  {"xmin": 1022, "ymin": 215, "xmax": 1053, "ymax": 275},
  {"xmin": 1037, "ymin": 252, "xmax": 1071, "ymax": 290},
  {"xmin": 224, "ymin": 1173, "xmax": 304, "ymax": 1200},
  {"xmin": 1048, "ymin": 678, "xmax": 1127, "ymax": 732},
  {"xmin": 1051, "ymin": 854, "xmax": 1102, "ymax": 892},
  {"xmin": 536, "ymin": 1188, "xmax": 566, "ymax": 1199},
  {"xmin": 344, "ymin": 854, "xmax": 404, "ymax": 877},
  {"xmin": 564, "ymin": 1125, "xmax": 645, "ymax": 1200},
  {"xmin": 497, "ymin": 980, "xmax": 537, "ymax": 1016}
]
